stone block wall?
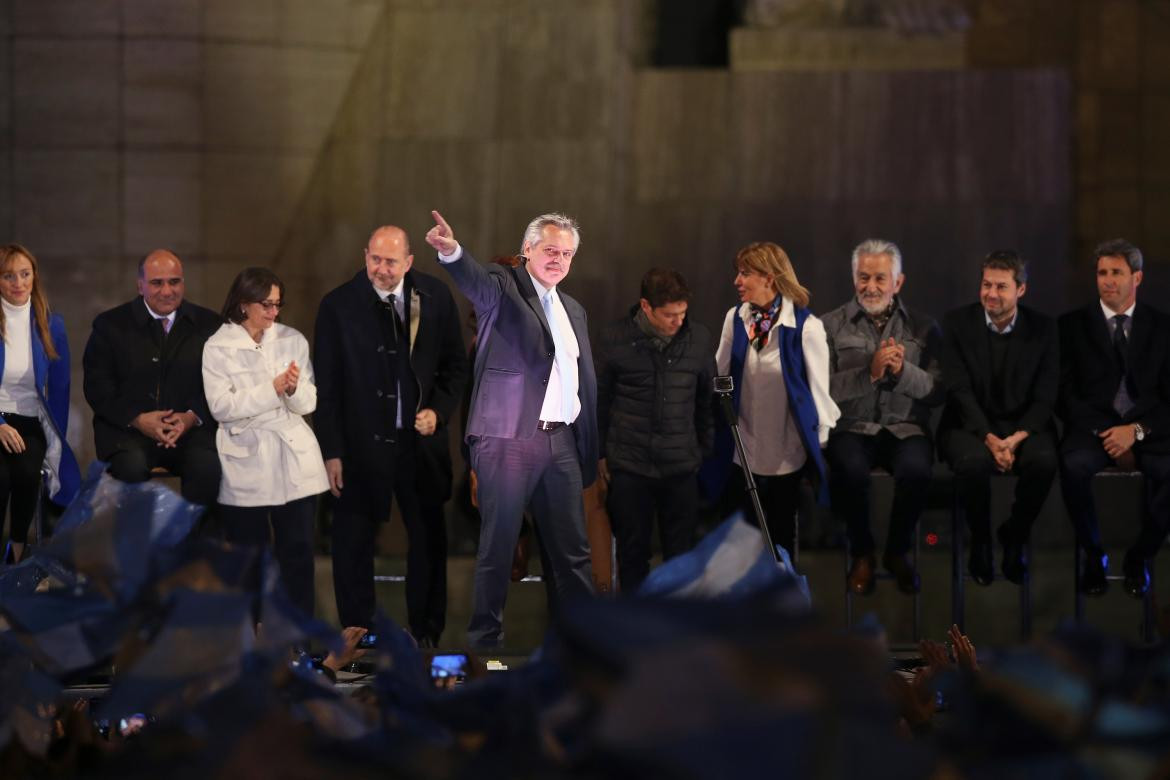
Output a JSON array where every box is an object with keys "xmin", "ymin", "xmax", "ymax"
[{"xmin": 2, "ymin": 0, "xmax": 1075, "ymax": 472}]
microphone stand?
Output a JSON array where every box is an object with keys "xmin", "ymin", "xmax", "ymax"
[{"xmin": 714, "ymin": 377, "xmax": 782, "ymax": 564}]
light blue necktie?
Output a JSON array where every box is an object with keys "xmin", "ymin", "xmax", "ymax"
[{"xmin": 541, "ymin": 291, "xmax": 575, "ymax": 421}]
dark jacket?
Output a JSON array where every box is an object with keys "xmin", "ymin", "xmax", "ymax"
[
  {"xmin": 314, "ymin": 269, "xmax": 468, "ymax": 514},
  {"xmin": 596, "ymin": 306, "xmax": 715, "ymax": 479},
  {"xmin": 83, "ymin": 297, "xmax": 222, "ymax": 459},
  {"xmin": 939, "ymin": 302, "xmax": 1059, "ymax": 439},
  {"xmin": 1059, "ymin": 301, "xmax": 1170, "ymax": 453},
  {"xmin": 440, "ymin": 249, "xmax": 599, "ymax": 486}
]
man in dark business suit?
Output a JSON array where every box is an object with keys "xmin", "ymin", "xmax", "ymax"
[
  {"xmin": 426, "ymin": 209, "xmax": 597, "ymax": 649},
  {"xmin": 939, "ymin": 251, "xmax": 1059, "ymax": 586},
  {"xmin": 315, "ymin": 225, "xmax": 467, "ymax": 645},
  {"xmin": 83, "ymin": 250, "xmax": 223, "ymax": 506},
  {"xmin": 1059, "ymin": 238, "xmax": 1170, "ymax": 598}
]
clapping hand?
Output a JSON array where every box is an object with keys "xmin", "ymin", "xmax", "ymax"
[
  {"xmin": 870, "ymin": 337, "xmax": 905, "ymax": 381},
  {"xmin": 273, "ymin": 360, "xmax": 299, "ymax": 396}
]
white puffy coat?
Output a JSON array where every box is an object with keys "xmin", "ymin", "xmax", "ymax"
[{"xmin": 202, "ymin": 322, "xmax": 329, "ymax": 507}]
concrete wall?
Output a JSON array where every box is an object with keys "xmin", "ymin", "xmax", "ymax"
[{"xmin": 3, "ymin": 0, "xmax": 1075, "ymax": 472}]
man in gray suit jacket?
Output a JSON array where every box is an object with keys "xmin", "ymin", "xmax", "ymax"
[{"xmin": 427, "ymin": 210, "xmax": 597, "ymax": 648}]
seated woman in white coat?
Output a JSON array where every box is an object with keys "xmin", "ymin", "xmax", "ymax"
[{"xmin": 203, "ymin": 267, "xmax": 328, "ymax": 616}]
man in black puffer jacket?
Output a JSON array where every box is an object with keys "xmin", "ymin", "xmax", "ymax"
[{"xmin": 596, "ymin": 268, "xmax": 715, "ymax": 590}]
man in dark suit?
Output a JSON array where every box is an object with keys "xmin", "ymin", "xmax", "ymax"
[
  {"xmin": 940, "ymin": 251, "xmax": 1059, "ymax": 586},
  {"xmin": 314, "ymin": 225, "xmax": 467, "ymax": 645},
  {"xmin": 1059, "ymin": 238, "xmax": 1170, "ymax": 598},
  {"xmin": 426, "ymin": 210, "xmax": 597, "ymax": 649},
  {"xmin": 83, "ymin": 250, "xmax": 223, "ymax": 507}
]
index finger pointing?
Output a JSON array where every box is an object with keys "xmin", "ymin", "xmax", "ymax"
[{"xmin": 430, "ymin": 210, "xmax": 451, "ymax": 234}]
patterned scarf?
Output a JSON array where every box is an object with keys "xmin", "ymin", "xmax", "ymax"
[{"xmin": 748, "ymin": 297, "xmax": 782, "ymax": 351}]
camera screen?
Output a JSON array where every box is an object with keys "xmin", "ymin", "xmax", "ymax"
[{"xmin": 429, "ymin": 653, "xmax": 469, "ymax": 688}]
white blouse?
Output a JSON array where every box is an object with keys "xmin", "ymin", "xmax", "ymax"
[
  {"xmin": 715, "ymin": 299, "xmax": 840, "ymax": 476},
  {"xmin": 0, "ymin": 298, "xmax": 40, "ymax": 416}
]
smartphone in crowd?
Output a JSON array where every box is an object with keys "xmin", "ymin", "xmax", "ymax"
[{"xmin": 429, "ymin": 653, "xmax": 470, "ymax": 689}]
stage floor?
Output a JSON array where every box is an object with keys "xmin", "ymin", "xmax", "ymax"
[{"xmin": 314, "ymin": 549, "xmax": 1168, "ymax": 653}]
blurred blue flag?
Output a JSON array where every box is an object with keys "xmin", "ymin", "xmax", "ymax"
[{"xmin": 639, "ymin": 513, "xmax": 810, "ymax": 606}]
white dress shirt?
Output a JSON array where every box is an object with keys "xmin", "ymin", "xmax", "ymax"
[
  {"xmin": 439, "ymin": 243, "xmax": 581, "ymax": 423},
  {"xmin": 374, "ymin": 278, "xmax": 408, "ymax": 429}
]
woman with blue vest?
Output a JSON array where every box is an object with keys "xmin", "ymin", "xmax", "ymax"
[
  {"xmin": 714, "ymin": 241, "xmax": 839, "ymax": 554},
  {"xmin": 0, "ymin": 243, "xmax": 81, "ymax": 564}
]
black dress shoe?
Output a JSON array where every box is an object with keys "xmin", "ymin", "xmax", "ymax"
[
  {"xmin": 968, "ymin": 540, "xmax": 994, "ymax": 586},
  {"xmin": 997, "ymin": 526, "xmax": 1029, "ymax": 585},
  {"xmin": 847, "ymin": 554, "xmax": 876, "ymax": 596},
  {"xmin": 1123, "ymin": 552, "xmax": 1150, "ymax": 599},
  {"xmin": 1080, "ymin": 548, "xmax": 1109, "ymax": 596},
  {"xmin": 882, "ymin": 551, "xmax": 921, "ymax": 595}
]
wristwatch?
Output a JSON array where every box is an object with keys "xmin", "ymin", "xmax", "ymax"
[{"xmin": 1133, "ymin": 422, "xmax": 1146, "ymax": 442}]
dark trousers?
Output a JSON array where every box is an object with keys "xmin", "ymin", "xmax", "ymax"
[
  {"xmin": 607, "ymin": 469, "xmax": 699, "ymax": 591},
  {"xmin": 468, "ymin": 425, "xmax": 594, "ymax": 648},
  {"xmin": 417, "ymin": 497, "xmax": 449, "ymax": 639},
  {"xmin": 727, "ymin": 467, "xmax": 802, "ymax": 556},
  {"xmin": 0, "ymin": 414, "xmax": 47, "ymax": 544},
  {"xmin": 106, "ymin": 428, "xmax": 221, "ymax": 507},
  {"xmin": 827, "ymin": 431, "xmax": 932, "ymax": 557},
  {"xmin": 221, "ymin": 495, "xmax": 317, "ymax": 617},
  {"xmin": 945, "ymin": 429, "xmax": 1057, "ymax": 544},
  {"xmin": 331, "ymin": 437, "xmax": 444, "ymax": 639},
  {"xmin": 1060, "ymin": 429, "xmax": 1170, "ymax": 558}
]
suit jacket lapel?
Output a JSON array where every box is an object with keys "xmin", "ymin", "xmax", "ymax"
[
  {"xmin": 1129, "ymin": 303, "xmax": 1152, "ymax": 369},
  {"xmin": 516, "ymin": 265, "xmax": 554, "ymax": 341},
  {"xmin": 1087, "ymin": 303, "xmax": 1118, "ymax": 372},
  {"xmin": 968, "ymin": 304, "xmax": 991, "ymax": 401}
]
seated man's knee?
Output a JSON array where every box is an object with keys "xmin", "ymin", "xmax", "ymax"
[
  {"xmin": 949, "ymin": 453, "xmax": 991, "ymax": 478},
  {"xmin": 178, "ymin": 445, "xmax": 222, "ymax": 506},
  {"xmin": 1021, "ymin": 449, "xmax": 1059, "ymax": 479},
  {"xmin": 107, "ymin": 449, "xmax": 151, "ymax": 483},
  {"xmin": 1059, "ymin": 447, "xmax": 1103, "ymax": 480}
]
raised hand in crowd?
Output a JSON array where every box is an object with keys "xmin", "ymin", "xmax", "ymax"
[
  {"xmin": 948, "ymin": 623, "xmax": 979, "ymax": 672},
  {"xmin": 322, "ymin": 626, "xmax": 369, "ymax": 673}
]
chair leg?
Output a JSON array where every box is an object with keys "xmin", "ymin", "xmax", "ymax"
[
  {"xmin": 1020, "ymin": 544, "xmax": 1032, "ymax": 641},
  {"xmin": 843, "ymin": 540, "xmax": 853, "ymax": 630},
  {"xmin": 1073, "ymin": 545, "xmax": 1086, "ymax": 622},
  {"xmin": 951, "ymin": 492, "xmax": 965, "ymax": 634},
  {"xmin": 912, "ymin": 528, "xmax": 921, "ymax": 642},
  {"xmin": 1142, "ymin": 560, "xmax": 1156, "ymax": 644}
]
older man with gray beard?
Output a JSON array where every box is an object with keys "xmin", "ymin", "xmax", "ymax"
[{"xmin": 821, "ymin": 239, "xmax": 944, "ymax": 596}]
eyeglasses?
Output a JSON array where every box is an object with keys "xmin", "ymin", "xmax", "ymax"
[{"xmin": 253, "ymin": 300, "xmax": 283, "ymax": 311}]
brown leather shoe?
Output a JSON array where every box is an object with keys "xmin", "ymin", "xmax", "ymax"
[{"xmin": 847, "ymin": 554, "xmax": 877, "ymax": 595}]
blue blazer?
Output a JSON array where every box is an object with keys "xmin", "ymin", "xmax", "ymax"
[
  {"xmin": 0, "ymin": 311, "xmax": 81, "ymax": 507},
  {"xmin": 440, "ymin": 248, "xmax": 599, "ymax": 487}
]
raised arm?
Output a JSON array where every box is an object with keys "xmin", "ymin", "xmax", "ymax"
[{"xmin": 426, "ymin": 209, "xmax": 506, "ymax": 313}]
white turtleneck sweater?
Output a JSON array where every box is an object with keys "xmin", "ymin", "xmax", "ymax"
[{"xmin": 0, "ymin": 298, "xmax": 40, "ymax": 417}]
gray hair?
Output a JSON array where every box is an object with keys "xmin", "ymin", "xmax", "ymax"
[
  {"xmin": 851, "ymin": 239, "xmax": 903, "ymax": 279},
  {"xmin": 520, "ymin": 213, "xmax": 581, "ymax": 255},
  {"xmin": 1094, "ymin": 238, "xmax": 1142, "ymax": 272}
]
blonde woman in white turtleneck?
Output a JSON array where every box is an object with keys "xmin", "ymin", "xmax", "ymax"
[{"xmin": 0, "ymin": 244, "xmax": 80, "ymax": 564}]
